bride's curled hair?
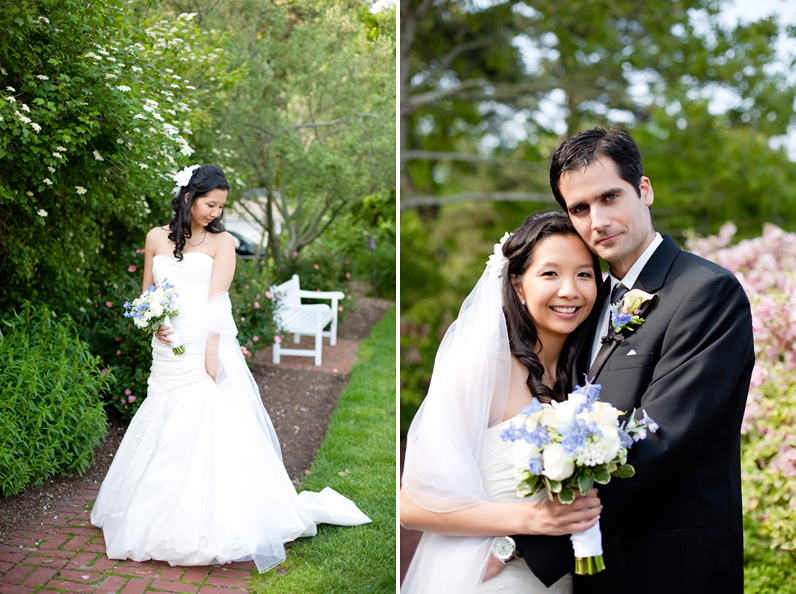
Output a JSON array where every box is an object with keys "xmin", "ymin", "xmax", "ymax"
[
  {"xmin": 169, "ymin": 164, "xmax": 230, "ymax": 260},
  {"xmin": 500, "ymin": 210, "xmax": 602, "ymax": 403}
]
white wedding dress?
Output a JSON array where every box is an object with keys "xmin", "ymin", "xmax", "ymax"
[
  {"xmin": 90, "ymin": 252, "xmax": 370, "ymax": 572},
  {"xmin": 473, "ymin": 417, "xmax": 572, "ymax": 594}
]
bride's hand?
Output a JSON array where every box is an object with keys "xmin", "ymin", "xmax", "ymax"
[
  {"xmin": 205, "ymin": 334, "xmax": 221, "ymax": 383},
  {"xmin": 155, "ymin": 324, "xmax": 174, "ymax": 345},
  {"xmin": 527, "ymin": 488, "xmax": 601, "ymax": 536},
  {"xmin": 482, "ymin": 553, "xmax": 509, "ymax": 582}
]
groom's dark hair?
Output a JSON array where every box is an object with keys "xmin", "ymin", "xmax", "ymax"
[{"xmin": 549, "ymin": 127, "xmax": 644, "ymax": 209}]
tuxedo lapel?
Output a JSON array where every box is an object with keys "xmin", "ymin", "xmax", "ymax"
[
  {"xmin": 587, "ymin": 236, "xmax": 681, "ymax": 381},
  {"xmin": 633, "ymin": 235, "xmax": 681, "ymax": 294}
]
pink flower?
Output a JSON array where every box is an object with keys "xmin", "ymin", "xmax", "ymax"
[
  {"xmin": 120, "ymin": 397, "xmax": 125, "ymax": 403},
  {"xmin": 265, "ymin": 291, "xmax": 273, "ymax": 299},
  {"xmin": 253, "ymin": 336, "xmax": 259, "ymax": 342},
  {"xmin": 274, "ymin": 336, "xmax": 282, "ymax": 344},
  {"xmin": 116, "ymin": 350, "xmax": 121, "ymax": 355},
  {"xmin": 128, "ymin": 395, "xmax": 136, "ymax": 403},
  {"xmin": 127, "ymin": 265, "xmax": 137, "ymax": 273},
  {"xmin": 316, "ymin": 288, "xmax": 321, "ymax": 292},
  {"xmin": 101, "ymin": 368, "xmax": 109, "ymax": 375},
  {"xmin": 347, "ymin": 295, "xmax": 352, "ymax": 300},
  {"xmin": 338, "ymin": 306, "xmax": 343, "ymax": 311},
  {"xmin": 124, "ymin": 388, "xmax": 132, "ymax": 395},
  {"xmin": 106, "ymin": 301, "xmax": 113, "ymax": 308},
  {"xmin": 314, "ymin": 264, "xmax": 319, "ymax": 270},
  {"xmin": 256, "ymin": 294, "xmax": 260, "ymax": 300},
  {"xmin": 345, "ymin": 259, "xmax": 350, "ymax": 264},
  {"xmin": 135, "ymin": 248, "xmax": 145, "ymax": 254},
  {"xmin": 245, "ymin": 285, "xmax": 249, "ymax": 289},
  {"xmin": 254, "ymin": 302, "xmax": 260, "ymax": 308},
  {"xmin": 345, "ymin": 272, "xmax": 351, "ymax": 279},
  {"xmin": 292, "ymin": 251, "xmax": 298, "ymax": 257}
]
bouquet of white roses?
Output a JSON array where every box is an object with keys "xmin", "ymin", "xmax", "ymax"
[
  {"xmin": 500, "ymin": 379, "xmax": 658, "ymax": 575},
  {"xmin": 123, "ymin": 279, "xmax": 185, "ymax": 355}
]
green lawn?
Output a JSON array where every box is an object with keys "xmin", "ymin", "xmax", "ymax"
[{"xmin": 250, "ymin": 306, "xmax": 396, "ymax": 594}]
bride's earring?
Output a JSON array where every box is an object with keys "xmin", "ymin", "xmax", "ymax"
[{"xmin": 520, "ymin": 299, "xmax": 526, "ymax": 305}]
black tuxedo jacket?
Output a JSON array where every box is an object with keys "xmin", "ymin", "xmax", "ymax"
[{"xmin": 513, "ymin": 236, "xmax": 754, "ymax": 594}]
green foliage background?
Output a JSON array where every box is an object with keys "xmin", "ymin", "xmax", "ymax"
[{"xmin": 0, "ymin": 304, "xmax": 109, "ymax": 496}]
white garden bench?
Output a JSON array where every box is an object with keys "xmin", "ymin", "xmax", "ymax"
[{"xmin": 271, "ymin": 274, "xmax": 345, "ymax": 366}]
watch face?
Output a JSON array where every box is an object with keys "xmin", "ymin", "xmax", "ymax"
[{"xmin": 492, "ymin": 536, "xmax": 515, "ymax": 561}]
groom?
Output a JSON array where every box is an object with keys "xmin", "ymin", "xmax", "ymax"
[{"xmin": 512, "ymin": 128, "xmax": 754, "ymax": 593}]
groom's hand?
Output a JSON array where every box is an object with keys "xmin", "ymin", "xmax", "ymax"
[{"xmin": 531, "ymin": 488, "xmax": 601, "ymax": 536}]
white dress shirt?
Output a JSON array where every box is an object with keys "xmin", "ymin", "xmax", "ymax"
[{"xmin": 589, "ymin": 233, "xmax": 663, "ymax": 369}]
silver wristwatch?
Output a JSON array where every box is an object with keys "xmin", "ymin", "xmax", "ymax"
[{"xmin": 491, "ymin": 536, "xmax": 519, "ymax": 563}]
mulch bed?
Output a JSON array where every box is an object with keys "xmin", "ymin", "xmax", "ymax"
[{"xmin": 0, "ymin": 294, "xmax": 393, "ymax": 545}]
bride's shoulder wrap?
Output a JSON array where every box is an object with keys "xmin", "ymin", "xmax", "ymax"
[
  {"xmin": 194, "ymin": 291, "xmax": 283, "ymax": 461},
  {"xmin": 402, "ymin": 260, "xmax": 512, "ymax": 594}
]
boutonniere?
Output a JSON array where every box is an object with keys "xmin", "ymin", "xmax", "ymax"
[{"xmin": 608, "ymin": 289, "xmax": 657, "ymax": 334}]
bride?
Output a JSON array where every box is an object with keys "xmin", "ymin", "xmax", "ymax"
[
  {"xmin": 401, "ymin": 211, "xmax": 603, "ymax": 593},
  {"xmin": 90, "ymin": 164, "xmax": 370, "ymax": 572}
]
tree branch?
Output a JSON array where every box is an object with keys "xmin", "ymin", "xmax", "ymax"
[
  {"xmin": 400, "ymin": 191, "xmax": 557, "ymax": 210},
  {"xmin": 402, "ymin": 150, "xmax": 546, "ymax": 170}
]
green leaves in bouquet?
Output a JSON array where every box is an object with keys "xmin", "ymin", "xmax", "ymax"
[
  {"xmin": 594, "ymin": 469, "xmax": 612, "ymax": 484},
  {"xmin": 578, "ymin": 473, "xmax": 595, "ymax": 496},
  {"xmin": 0, "ymin": 303, "xmax": 110, "ymax": 496},
  {"xmin": 611, "ymin": 463, "xmax": 636, "ymax": 479},
  {"xmin": 516, "ymin": 472, "xmax": 543, "ymax": 498},
  {"xmin": 558, "ymin": 488, "xmax": 576, "ymax": 505}
]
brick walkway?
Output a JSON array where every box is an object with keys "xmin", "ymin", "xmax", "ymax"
[
  {"xmin": 257, "ymin": 336, "xmax": 359, "ymax": 375},
  {"xmin": 0, "ymin": 485, "xmax": 256, "ymax": 594},
  {"xmin": 0, "ymin": 335, "xmax": 363, "ymax": 594}
]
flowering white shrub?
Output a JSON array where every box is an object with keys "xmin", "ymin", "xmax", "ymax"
[
  {"xmin": 0, "ymin": 1, "xmax": 236, "ymax": 313},
  {"xmin": 687, "ymin": 223, "xmax": 796, "ymax": 553}
]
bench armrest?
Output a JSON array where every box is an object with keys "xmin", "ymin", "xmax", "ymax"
[{"xmin": 297, "ymin": 290, "xmax": 345, "ymax": 300}]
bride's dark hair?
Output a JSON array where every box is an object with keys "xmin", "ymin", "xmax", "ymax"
[
  {"xmin": 500, "ymin": 210, "xmax": 602, "ymax": 403},
  {"xmin": 169, "ymin": 164, "xmax": 230, "ymax": 261}
]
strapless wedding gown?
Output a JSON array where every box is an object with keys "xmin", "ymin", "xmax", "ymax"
[
  {"xmin": 473, "ymin": 418, "xmax": 572, "ymax": 594},
  {"xmin": 90, "ymin": 252, "xmax": 370, "ymax": 572}
]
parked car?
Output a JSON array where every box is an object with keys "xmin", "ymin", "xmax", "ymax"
[{"xmin": 227, "ymin": 230, "xmax": 265, "ymax": 259}]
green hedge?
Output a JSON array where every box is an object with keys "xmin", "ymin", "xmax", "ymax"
[{"xmin": 0, "ymin": 304, "xmax": 110, "ymax": 496}]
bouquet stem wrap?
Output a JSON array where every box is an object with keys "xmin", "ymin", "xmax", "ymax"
[
  {"xmin": 161, "ymin": 315, "xmax": 185, "ymax": 355},
  {"xmin": 570, "ymin": 520, "xmax": 605, "ymax": 575}
]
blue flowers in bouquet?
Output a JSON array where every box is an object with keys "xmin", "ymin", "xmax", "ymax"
[
  {"xmin": 123, "ymin": 279, "xmax": 184, "ymax": 355},
  {"xmin": 500, "ymin": 377, "xmax": 658, "ymax": 575}
]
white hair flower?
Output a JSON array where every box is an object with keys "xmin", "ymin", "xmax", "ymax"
[
  {"xmin": 173, "ymin": 164, "xmax": 200, "ymax": 188},
  {"xmin": 487, "ymin": 232, "xmax": 513, "ymax": 279}
]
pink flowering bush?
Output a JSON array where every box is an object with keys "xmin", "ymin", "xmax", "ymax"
[
  {"xmin": 230, "ymin": 260, "xmax": 281, "ymax": 366},
  {"xmin": 687, "ymin": 223, "xmax": 796, "ymax": 554}
]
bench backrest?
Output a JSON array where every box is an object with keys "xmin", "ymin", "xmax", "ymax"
[{"xmin": 272, "ymin": 274, "xmax": 302, "ymax": 307}]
